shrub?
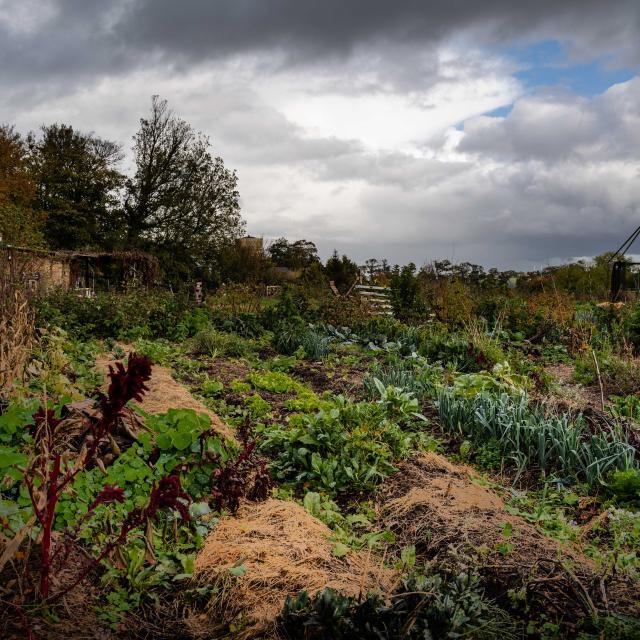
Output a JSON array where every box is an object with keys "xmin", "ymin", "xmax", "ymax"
[
  {"xmin": 422, "ymin": 278, "xmax": 475, "ymax": 328},
  {"xmin": 316, "ymin": 295, "xmax": 371, "ymax": 328},
  {"xmin": 35, "ymin": 290, "xmax": 195, "ymax": 341}
]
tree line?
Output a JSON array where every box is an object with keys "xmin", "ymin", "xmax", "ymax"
[
  {"xmin": 0, "ymin": 95, "xmax": 619, "ymax": 296},
  {"xmin": 0, "ymin": 96, "xmax": 243, "ymax": 285}
]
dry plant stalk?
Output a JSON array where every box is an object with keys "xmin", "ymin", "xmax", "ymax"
[
  {"xmin": 0, "ymin": 251, "xmax": 35, "ymax": 391},
  {"xmin": 591, "ymin": 349, "xmax": 606, "ymax": 411}
]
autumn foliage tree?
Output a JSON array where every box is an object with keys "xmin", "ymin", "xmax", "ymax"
[{"xmin": 0, "ymin": 125, "xmax": 44, "ymax": 247}]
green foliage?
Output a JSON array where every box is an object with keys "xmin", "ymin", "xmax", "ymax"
[
  {"xmin": 21, "ymin": 327, "xmax": 102, "ymax": 400},
  {"xmin": 190, "ymin": 327, "xmax": 253, "ymax": 358},
  {"xmin": 283, "ymin": 390, "xmax": 332, "ymax": 414},
  {"xmin": 200, "ymin": 378, "xmax": 224, "ymax": 398},
  {"xmin": 57, "ymin": 409, "xmax": 228, "ymax": 530},
  {"xmin": 325, "ymin": 250, "xmax": 359, "ymax": 294},
  {"xmin": 302, "ymin": 492, "xmax": 393, "ymax": 552},
  {"xmin": 437, "ymin": 391, "xmax": 637, "ymax": 487},
  {"xmin": 363, "ymin": 361, "xmax": 442, "ymax": 400},
  {"xmin": 260, "ymin": 395, "xmax": 412, "ymax": 495},
  {"xmin": 573, "ymin": 347, "xmax": 640, "ymax": 395},
  {"xmin": 625, "ymin": 301, "xmax": 640, "ymax": 351},
  {"xmin": 230, "ymin": 379, "xmax": 252, "ymax": 393},
  {"xmin": 244, "ymin": 393, "xmax": 272, "ymax": 418},
  {"xmin": 609, "ymin": 470, "xmax": 640, "ymax": 508},
  {"xmin": 390, "ymin": 262, "xmax": 425, "ymax": 321},
  {"xmin": 299, "ymin": 330, "xmax": 333, "ymax": 361},
  {"xmin": 249, "ymin": 370, "xmax": 302, "ymax": 394},
  {"xmin": 35, "ymin": 290, "xmax": 197, "ymax": 341},
  {"xmin": 273, "ymin": 321, "xmax": 306, "ymax": 355},
  {"xmin": 451, "ymin": 362, "xmax": 528, "ymax": 398},
  {"xmin": 132, "ymin": 338, "xmax": 182, "ymax": 366},
  {"xmin": 125, "ymin": 96, "xmax": 244, "ymax": 285},
  {"xmin": 32, "ymin": 123, "xmax": 124, "ymax": 250},
  {"xmin": 608, "ymin": 395, "xmax": 640, "ymax": 423},
  {"xmin": 588, "ymin": 508, "xmax": 640, "ymax": 580},
  {"xmin": 279, "ymin": 569, "xmax": 515, "ymax": 640},
  {"xmin": 269, "ymin": 238, "xmax": 320, "ymax": 269},
  {"xmin": 0, "ymin": 125, "xmax": 45, "ymax": 247},
  {"xmin": 417, "ymin": 325, "xmax": 505, "ymax": 373}
]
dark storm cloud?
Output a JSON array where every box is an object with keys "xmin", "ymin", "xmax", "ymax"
[
  {"xmin": 2, "ymin": 0, "xmax": 640, "ymax": 270},
  {"xmin": 1, "ymin": 0, "xmax": 640, "ymax": 88}
]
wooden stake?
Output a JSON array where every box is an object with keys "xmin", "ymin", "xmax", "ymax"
[{"xmin": 591, "ymin": 349, "xmax": 605, "ymax": 412}]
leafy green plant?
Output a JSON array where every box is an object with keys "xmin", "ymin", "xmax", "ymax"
[
  {"xmin": 437, "ymin": 391, "xmax": 638, "ymax": 487},
  {"xmin": 300, "ymin": 330, "xmax": 333, "ymax": 361},
  {"xmin": 302, "ymin": 492, "xmax": 393, "ymax": 552},
  {"xmin": 190, "ymin": 327, "xmax": 253, "ymax": 358},
  {"xmin": 573, "ymin": 347, "xmax": 640, "ymax": 395},
  {"xmin": 272, "ymin": 320, "xmax": 306, "ymax": 355},
  {"xmin": 451, "ymin": 362, "xmax": 528, "ymax": 398},
  {"xmin": 230, "ymin": 379, "xmax": 252, "ymax": 393},
  {"xmin": 244, "ymin": 393, "xmax": 272, "ymax": 418},
  {"xmin": 278, "ymin": 568, "xmax": 515, "ymax": 639},
  {"xmin": 363, "ymin": 361, "xmax": 442, "ymax": 400},
  {"xmin": 132, "ymin": 338, "xmax": 182, "ymax": 366},
  {"xmin": 609, "ymin": 469, "xmax": 640, "ymax": 508},
  {"xmin": 249, "ymin": 370, "xmax": 301, "ymax": 394},
  {"xmin": 587, "ymin": 508, "xmax": 640, "ymax": 579},
  {"xmin": 35, "ymin": 289, "xmax": 196, "ymax": 341},
  {"xmin": 260, "ymin": 395, "xmax": 411, "ymax": 495},
  {"xmin": 200, "ymin": 378, "xmax": 224, "ymax": 398},
  {"xmin": 608, "ymin": 395, "xmax": 640, "ymax": 423}
]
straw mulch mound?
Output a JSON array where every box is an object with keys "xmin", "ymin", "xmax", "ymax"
[
  {"xmin": 95, "ymin": 352, "xmax": 235, "ymax": 442},
  {"xmin": 191, "ymin": 499, "xmax": 396, "ymax": 638},
  {"xmin": 378, "ymin": 453, "xmax": 640, "ymax": 629}
]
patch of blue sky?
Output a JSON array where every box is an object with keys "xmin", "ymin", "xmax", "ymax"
[
  {"xmin": 508, "ymin": 39, "xmax": 636, "ymax": 96},
  {"xmin": 478, "ymin": 39, "xmax": 637, "ymax": 121}
]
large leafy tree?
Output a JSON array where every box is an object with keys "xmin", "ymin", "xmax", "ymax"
[
  {"xmin": 268, "ymin": 238, "xmax": 320, "ymax": 269},
  {"xmin": 0, "ymin": 125, "xmax": 45, "ymax": 247},
  {"xmin": 124, "ymin": 96, "xmax": 244, "ymax": 282},
  {"xmin": 31, "ymin": 124, "xmax": 124, "ymax": 250}
]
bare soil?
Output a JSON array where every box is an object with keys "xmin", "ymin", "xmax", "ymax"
[
  {"xmin": 291, "ymin": 360, "xmax": 366, "ymax": 397},
  {"xmin": 545, "ymin": 363, "xmax": 607, "ymax": 412}
]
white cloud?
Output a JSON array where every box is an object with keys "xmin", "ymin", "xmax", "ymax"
[{"xmin": 2, "ymin": 27, "xmax": 639, "ymax": 269}]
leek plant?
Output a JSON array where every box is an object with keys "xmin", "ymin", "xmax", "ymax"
[{"xmin": 437, "ymin": 391, "xmax": 637, "ymax": 487}]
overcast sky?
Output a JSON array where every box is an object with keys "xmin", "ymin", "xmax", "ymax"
[{"xmin": 1, "ymin": 0, "xmax": 639, "ymax": 269}]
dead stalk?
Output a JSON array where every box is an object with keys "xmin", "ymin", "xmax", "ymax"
[{"xmin": 591, "ymin": 349, "xmax": 605, "ymax": 412}]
